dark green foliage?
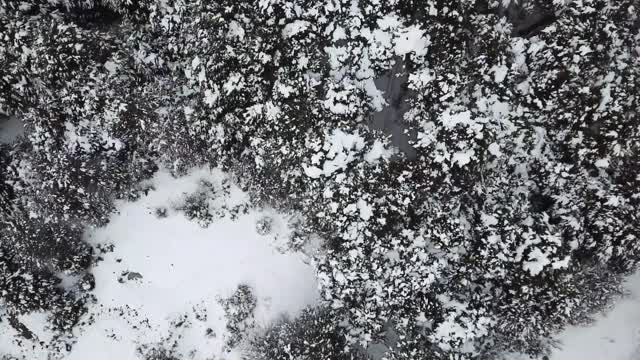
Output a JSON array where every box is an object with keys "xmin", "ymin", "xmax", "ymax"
[
  {"xmin": 177, "ymin": 190, "xmax": 213, "ymax": 227},
  {"xmin": 220, "ymin": 284, "xmax": 257, "ymax": 348},
  {"xmin": 249, "ymin": 307, "xmax": 361, "ymax": 360},
  {"xmin": 136, "ymin": 345, "xmax": 180, "ymax": 360},
  {"xmin": 0, "ymin": 0, "xmax": 639, "ymax": 358}
]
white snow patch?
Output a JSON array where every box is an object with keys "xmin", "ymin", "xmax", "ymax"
[
  {"xmin": 595, "ymin": 158, "xmax": 610, "ymax": 168},
  {"xmin": 488, "ymin": 142, "xmax": 502, "ymax": 157},
  {"xmin": 364, "ymin": 140, "xmax": 395, "ymax": 163},
  {"xmin": 303, "ymin": 164, "xmax": 323, "ymax": 179},
  {"xmin": 357, "ymin": 199, "xmax": 374, "ymax": 221},
  {"xmin": 227, "ymin": 20, "xmax": 245, "ymax": 40},
  {"xmin": 440, "ymin": 110, "xmax": 474, "ymax": 129},
  {"xmin": 548, "ymin": 271, "xmax": 640, "ymax": 360},
  {"xmin": 0, "ymin": 307, "xmax": 57, "ymax": 358},
  {"xmin": 203, "ymin": 87, "xmax": 220, "ymax": 107},
  {"xmin": 480, "ymin": 213, "xmax": 499, "ymax": 227},
  {"xmin": 508, "ymin": 271, "xmax": 640, "ymax": 360},
  {"xmin": 493, "ymin": 65, "xmax": 508, "ymax": 83},
  {"xmin": 58, "ymin": 167, "xmax": 319, "ymax": 360},
  {"xmin": 452, "ymin": 150, "xmax": 475, "ymax": 167},
  {"xmin": 394, "ymin": 25, "xmax": 429, "ymax": 57},
  {"xmin": 0, "ymin": 116, "xmax": 24, "ymax": 144},
  {"xmin": 302, "ymin": 129, "xmax": 368, "ymax": 178},
  {"xmin": 523, "ymin": 247, "xmax": 551, "ymax": 276},
  {"xmin": 282, "ymin": 20, "xmax": 311, "ymax": 38},
  {"xmin": 104, "ymin": 61, "xmax": 118, "ymax": 76}
]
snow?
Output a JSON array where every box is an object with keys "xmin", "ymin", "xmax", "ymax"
[
  {"xmin": 364, "ymin": 140, "xmax": 394, "ymax": 163},
  {"xmin": 452, "ymin": 150, "xmax": 475, "ymax": 166},
  {"xmin": 0, "ymin": 307, "xmax": 57, "ymax": 359},
  {"xmin": 506, "ymin": 271, "xmax": 640, "ymax": 360},
  {"xmin": 522, "ymin": 247, "xmax": 551, "ymax": 276},
  {"xmin": 302, "ymin": 164, "xmax": 323, "ymax": 178},
  {"xmin": 440, "ymin": 110, "xmax": 474, "ymax": 129},
  {"xmin": 18, "ymin": 312, "xmax": 55, "ymax": 344},
  {"xmin": 191, "ymin": 56, "xmax": 201, "ymax": 69},
  {"xmin": 0, "ymin": 116, "xmax": 24, "ymax": 144},
  {"xmin": 1, "ymin": 167, "xmax": 319, "ymax": 359},
  {"xmin": 222, "ymin": 73, "xmax": 246, "ymax": 95},
  {"xmin": 547, "ymin": 271, "xmax": 640, "ymax": 360},
  {"xmin": 493, "ymin": 64, "xmax": 508, "ymax": 83},
  {"xmin": 203, "ymin": 87, "xmax": 220, "ymax": 107},
  {"xmin": 104, "ymin": 61, "xmax": 118, "ymax": 76},
  {"xmin": 356, "ymin": 199, "xmax": 373, "ymax": 221},
  {"xmin": 488, "ymin": 142, "xmax": 502, "ymax": 157},
  {"xmin": 394, "ymin": 25, "xmax": 429, "ymax": 57},
  {"xmin": 595, "ymin": 158, "xmax": 610, "ymax": 168},
  {"xmin": 303, "ymin": 129, "xmax": 372, "ymax": 178},
  {"xmin": 332, "ymin": 26, "xmax": 347, "ymax": 41},
  {"xmin": 480, "ymin": 213, "xmax": 499, "ymax": 227},
  {"xmin": 227, "ymin": 20, "xmax": 246, "ymax": 40},
  {"xmin": 2, "ymin": 168, "xmax": 640, "ymax": 360},
  {"xmin": 282, "ymin": 20, "xmax": 311, "ymax": 38}
]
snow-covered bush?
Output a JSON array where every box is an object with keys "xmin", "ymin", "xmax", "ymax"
[
  {"xmin": 219, "ymin": 284, "xmax": 257, "ymax": 349},
  {"xmin": 154, "ymin": 206, "xmax": 168, "ymax": 218},
  {"xmin": 248, "ymin": 306, "xmax": 360, "ymax": 360},
  {"xmin": 136, "ymin": 345, "xmax": 179, "ymax": 360},
  {"xmin": 255, "ymin": 216, "xmax": 273, "ymax": 236},
  {"xmin": 177, "ymin": 190, "xmax": 213, "ymax": 228}
]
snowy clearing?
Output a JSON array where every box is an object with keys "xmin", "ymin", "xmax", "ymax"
[
  {"xmin": 548, "ymin": 271, "xmax": 640, "ymax": 360},
  {"xmin": 0, "ymin": 167, "xmax": 319, "ymax": 359},
  {"xmin": 506, "ymin": 271, "xmax": 640, "ymax": 360}
]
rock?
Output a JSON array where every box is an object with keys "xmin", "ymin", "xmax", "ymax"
[{"xmin": 126, "ymin": 272, "xmax": 143, "ymax": 281}]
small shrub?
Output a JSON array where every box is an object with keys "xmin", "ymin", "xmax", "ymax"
[
  {"xmin": 155, "ymin": 207, "xmax": 168, "ymax": 218},
  {"xmin": 248, "ymin": 306, "xmax": 360, "ymax": 360},
  {"xmin": 136, "ymin": 344, "xmax": 179, "ymax": 360},
  {"xmin": 219, "ymin": 284, "xmax": 257, "ymax": 348},
  {"xmin": 255, "ymin": 216, "xmax": 273, "ymax": 236},
  {"xmin": 177, "ymin": 191, "xmax": 213, "ymax": 228}
]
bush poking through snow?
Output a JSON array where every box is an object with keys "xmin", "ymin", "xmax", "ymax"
[
  {"xmin": 154, "ymin": 207, "xmax": 168, "ymax": 219},
  {"xmin": 255, "ymin": 216, "xmax": 273, "ymax": 236},
  {"xmin": 176, "ymin": 191, "xmax": 213, "ymax": 228},
  {"xmin": 79, "ymin": 273, "xmax": 95, "ymax": 291},
  {"xmin": 219, "ymin": 284, "xmax": 257, "ymax": 349},
  {"xmin": 136, "ymin": 344, "xmax": 179, "ymax": 360}
]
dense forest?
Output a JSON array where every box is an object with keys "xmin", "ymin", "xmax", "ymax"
[{"xmin": 1, "ymin": 0, "xmax": 639, "ymax": 359}]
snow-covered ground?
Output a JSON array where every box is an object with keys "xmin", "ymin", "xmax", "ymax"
[
  {"xmin": 1, "ymin": 167, "xmax": 319, "ymax": 359},
  {"xmin": 507, "ymin": 272, "xmax": 640, "ymax": 360},
  {"xmin": 547, "ymin": 271, "xmax": 640, "ymax": 360},
  {"xmin": 0, "ymin": 116, "xmax": 24, "ymax": 144}
]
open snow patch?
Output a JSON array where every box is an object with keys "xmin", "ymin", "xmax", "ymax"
[
  {"xmin": 547, "ymin": 271, "xmax": 640, "ymax": 360},
  {"xmin": 506, "ymin": 271, "xmax": 640, "ymax": 360},
  {"xmin": 0, "ymin": 116, "xmax": 24, "ymax": 144}
]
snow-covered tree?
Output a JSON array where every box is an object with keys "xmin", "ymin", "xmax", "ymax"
[{"xmin": 1, "ymin": 0, "xmax": 638, "ymax": 358}]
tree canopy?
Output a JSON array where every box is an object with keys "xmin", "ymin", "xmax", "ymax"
[{"xmin": 0, "ymin": 0, "xmax": 638, "ymax": 359}]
